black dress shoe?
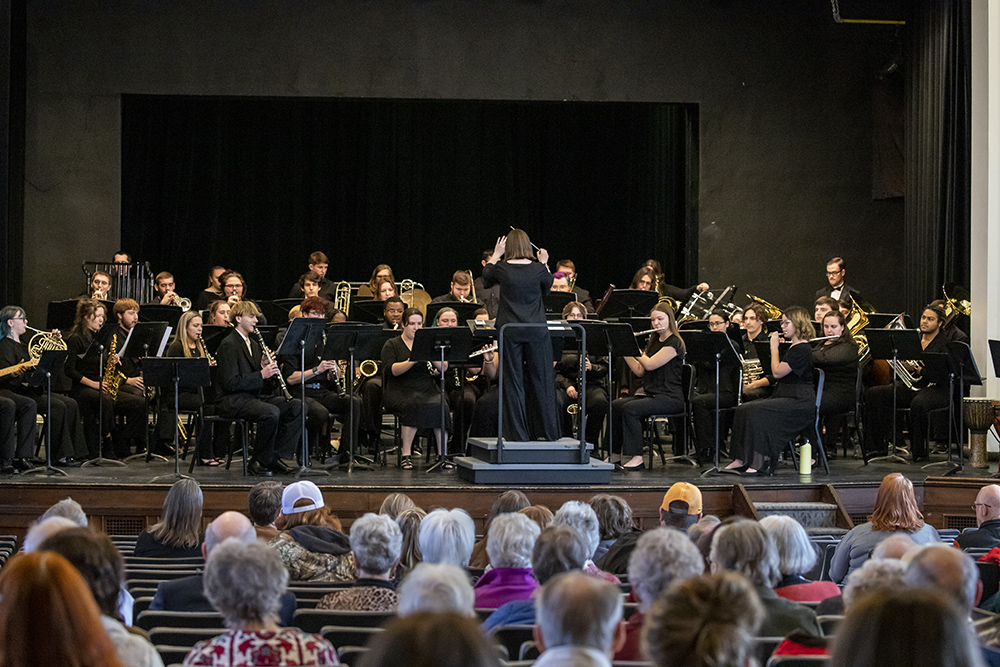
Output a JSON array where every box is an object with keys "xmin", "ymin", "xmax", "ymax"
[
  {"xmin": 12, "ymin": 458, "xmax": 35, "ymax": 472},
  {"xmin": 0, "ymin": 460, "xmax": 14, "ymax": 475},
  {"xmin": 247, "ymin": 460, "xmax": 273, "ymax": 476},
  {"xmin": 266, "ymin": 458, "xmax": 293, "ymax": 475}
]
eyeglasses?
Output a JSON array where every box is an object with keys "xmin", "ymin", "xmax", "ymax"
[
  {"xmin": 973, "ymin": 503, "xmax": 992, "ymax": 510},
  {"xmin": 9, "ymin": 317, "xmax": 26, "ymax": 321},
  {"xmin": 826, "ymin": 270, "xmax": 844, "ymax": 276}
]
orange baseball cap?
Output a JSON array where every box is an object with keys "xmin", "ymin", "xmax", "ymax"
[{"xmin": 660, "ymin": 482, "xmax": 703, "ymax": 515}]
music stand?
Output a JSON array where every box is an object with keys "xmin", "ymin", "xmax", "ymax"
[
  {"xmin": 868, "ymin": 313, "xmax": 913, "ymax": 329},
  {"xmin": 22, "ymin": 350, "xmax": 70, "ymax": 477},
  {"xmin": 577, "ymin": 321, "xmax": 640, "ymax": 465},
  {"xmin": 411, "ymin": 327, "xmax": 474, "ymax": 470},
  {"xmin": 121, "ymin": 321, "xmax": 172, "ymax": 463},
  {"xmin": 544, "ymin": 291, "xmax": 576, "ymax": 314},
  {"xmin": 597, "ymin": 290, "xmax": 659, "ymax": 319},
  {"xmin": 259, "ymin": 300, "xmax": 290, "ymax": 326},
  {"xmin": 865, "ymin": 328, "xmax": 925, "ymax": 464},
  {"xmin": 426, "ymin": 301, "xmax": 483, "ymax": 325},
  {"xmin": 685, "ymin": 331, "xmax": 743, "ymax": 477},
  {"xmin": 81, "ymin": 322, "xmax": 126, "ymax": 468},
  {"xmin": 989, "ymin": 340, "xmax": 1000, "ymax": 380},
  {"xmin": 201, "ymin": 326, "xmax": 231, "ymax": 357},
  {"xmin": 276, "ymin": 317, "xmax": 329, "ymax": 478},
  {"xmin": 143, "ymin": 358, "xmax": 211, "ymax": 482},
  {"xmin": 765, "ymin": 320, "xmax": 783, "ymax": 334},
  {"xmin": 256, "ymin": 325, "xmax": 279, "ymax": 349},
  {"xmin": 139, "ymin": 304, "xmax": 183, "ymax": 330},
  {"xmin": 679, "ymin": 320, "xmax": 710, "ymax": 331},
  {"xmin": 349, "ymin": 299, "xmax": 386, "ymax": 325},
  {"xmin": 752, "ymin": 340, "xmax": 791, "ymax": 372},
  {"xmin": 46, "ymin": 299, "xmax": 82, "ymax": 331},
  {"xmin": 926, "ymin": 342, "xmax": 983, "ymax": 477}
]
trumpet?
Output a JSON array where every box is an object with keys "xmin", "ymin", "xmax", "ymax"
[
  {"xmin": 92, "ymin": 289, "xmax": 107, "ymax": 300},
  {"xmin": 253, "ymin": 328, "xmax": 292, "ymax": 401},
  {"xmin": 164, "ymin": 292, "xmax": 192, "ymax": 311}
]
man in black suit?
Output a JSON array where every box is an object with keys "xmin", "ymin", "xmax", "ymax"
[
  {"xmin": 149, "ymin": 511, "xmax": 297, "ymax": 624},
  {"xmin": 215, "ymin": 300, "xmax": 302, "ymax": 475},
  {"xmin": 815, "ymin": 256, "xmax": 865, "ymax": 306}
]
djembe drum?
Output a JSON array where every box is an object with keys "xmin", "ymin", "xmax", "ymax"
[{"xmin": 964, "ymin": 398, "xmax": 994, "ymax": 469}]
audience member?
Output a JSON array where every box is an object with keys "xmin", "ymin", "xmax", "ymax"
[
  {"xmin": 659, "ymin": 482, "xmax": 703, "ymax": 530},
  {"xmin": 957, "ymin": 484, "xmax": 1000, "ymax": 550},
  {"xmin": 519, "ymin": 504, "xmax": 554, "ymax": 531},
  {"xmin": 759, "ymin": 515, "xmax": 840, "ymax": 602},
  {"xmin": 469, "ymin": 490, "xmax": 531, "ymax": 569},
  {"xmin": 642, "ymin": 571, "xmax": 764, "ymax": 667},
  {"xmin": 395, "ymin": 506, "xmax": 426, "ymax": 579},
  {"xmin": 248, "ymin": 481, "xmax": 283, "ymax": 542},
  {"xmin": 418, "ymin": 508, "xmax": 476, "ymax": 568},
  {"xmin": 397, "ymin": 563, "xmax": 476, "ymax": 618},
  {"xmin": 358, "ymin": 612, "xmax": 500, "ymax": 667},
  {"xmin": 183, "ymin": 539, "xmax": 338, "ymax": 665},
  {"xmin": 532, "ymin": 572, "xmax": 626, "ymax": 667},
  {"xmin": 134, "ymin": 478, "xmax": 204, "ymax": 558},
  {"xmin": 318, "ymin": 513, "xmax": 401, "ymax": 612},
  {"xmin": 551, "ymin": 500, "xmax": 620, "ymax": 583},
  {"xmin": 588, "ymin": 495, "xmax": 635, "ymax": 562},
  {"xmin": 829, "ymin": 473, "xmax": 940, "ymax": 583},
  {"xmin": 473, "ymin": 512, "xmax": 541, "ymax": 608},
  {"xmin": 483, "ymin": 524, "xmax": 590, "ymax": 631},
  {"xmin": 270, "ymin": 480, "xmax": 354, "ymax": 583},
  {"xmin": 815, "ymin": 532, "xmax": 915, "ymax": 617},
  {"xmin": 378, "ymin": 492, "xmax": 417, "ymax": 519},
  {"xmin": 617, "ymin": 527, "xmax": 705, "ymax": 661},
  {"xmin": 23, "ymin": 516, "xmax": 78, "ymax": 552},
  {"xmin": 40, "ymin": 496, "xmax": 88, "ymax": 526},
  {"xmin": 710, "ymin": 520, "xmax": 822, "ymax": 638},
  {"xmin": 0, "ymin": 551, "xmax": 125, "ymax": 667},
  {"xmin": 38, "ymin": 528, "xmax": 163, "ymax": 667},
  {"xmin": 150, "ymin": 511, "xmax": 297, "ymax": 625},
  {"xmin": 830, "ymin": 589, "xmax": 985, "ymax": 667}
]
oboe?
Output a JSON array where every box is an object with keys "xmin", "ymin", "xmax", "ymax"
[{"xmin": 254, "ymin": 328, "xmax": 293, "ymax": 401}]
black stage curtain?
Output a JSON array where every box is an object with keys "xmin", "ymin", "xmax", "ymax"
[
  {"xmin": 121, "ymin": 96, "xmax": 697, "ymax": 303},
  {"xmin": 903, "ymin": 0, "xmax": 971, "ymax": 319}
]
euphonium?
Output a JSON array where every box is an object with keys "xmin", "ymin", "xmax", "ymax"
[
  {"xmin": 24, "ymin": 325, "xmax": 67, "ymax": 360},
  {"xmin": 942, "ymin": 283, "xmax": 971, "ymax": 329},
  {"xmin": 103, "ymin": 335, "xmax": 124, "ymax": 400}
]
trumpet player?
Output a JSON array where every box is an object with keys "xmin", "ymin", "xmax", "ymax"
[
  {"xmin": 83, "ymin": 270, "xmax": 112, "ymax": 301},
  {"xmin": 430, "ymin": 270, "xmax": 478, "ymax": 304},
  {"xmin": 220, "ymin": 270, "xmax": 268, "ymax": 324},
  {"xmin": 862, "ymin": 304, "xmax": 952, "ymax": 462},
  {"xmin": 287, "ymin": 251, "xmax": 336, "ymax": 300},
  {"xmin": 151, "ymin": 271, "xmax": 190, "ymax": 309},
  {"xmin": 554, "ymin": 260, "xmax": 595, "ymax": 313},
  {"xmin": 214, "ymin": 300, "xmax": 302, "ymax": 476}
]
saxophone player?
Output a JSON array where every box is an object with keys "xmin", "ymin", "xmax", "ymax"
[{"xmin": 109, "ymin": 298, "xmax": 152, "ymax": 458}]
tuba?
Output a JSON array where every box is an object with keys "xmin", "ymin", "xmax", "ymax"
[{"xmin": 845, "ymin": 300, "xmax": 872, "ymax": 364}]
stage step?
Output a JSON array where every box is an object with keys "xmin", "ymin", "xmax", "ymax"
[
  {"xmin": 466, "ymin": 437, "xmax": 594, "ymax": 465},
  {"xmin": 755, "ymin": 501, "xmax": 839, "ymax": 530},
  {"xmin": 454, "ymin": 457, "xmax": 614, "ymax": 485}
]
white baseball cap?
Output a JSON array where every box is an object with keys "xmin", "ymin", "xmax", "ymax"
[{"xmin": 281, "ymin": 481, "xmax": 325, "ymax": 515}]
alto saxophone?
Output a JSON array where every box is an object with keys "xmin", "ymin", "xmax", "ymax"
[{"xmin": 103, "ymin": 334, "xmax": 125, "ymax": 400}]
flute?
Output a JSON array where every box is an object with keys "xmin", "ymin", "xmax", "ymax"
[
  {"xmin": 253, "ymin": 328, "xmax": 293, "ymax": 401},
  {"xmin": 633, "ymin": 327, "xmax": 667, "ymax": 336}
]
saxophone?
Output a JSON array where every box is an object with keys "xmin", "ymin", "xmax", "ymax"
[{"xmin": 104, "ymin": 334, "xmax": 125, "ymax": 400}]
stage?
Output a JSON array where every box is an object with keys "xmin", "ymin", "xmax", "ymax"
[{"xmin": 0, "ymin": 446, "xmax": 993, "ymax": 541}]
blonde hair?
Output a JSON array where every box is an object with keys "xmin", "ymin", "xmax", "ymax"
[
  {"xmin": 649, "ymin": 302, "xmax": 685, "ymax": 354},
  {"xmin": 396, "ymin": 507, "xmax": 427, "ymax": 570},
  {"xmin": 149, "ymin": 478, "xmax": 203, "ymax": 549},
  {"xmin": 176, "ymin": 310, "xmax": 206, "ymax": 358},
  {"xmin": 783, "ymin": 305, "xmax": 816, "ymax": 341},
  {"xmin": 230, "ymin": 300, "xmax": 262, "ymax": 318},
  {"xmin": 870, "ymin": 473, "xmax": 924, "ymax": 533}
]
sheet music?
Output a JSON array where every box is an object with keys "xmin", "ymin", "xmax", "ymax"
[
  {"xmin": 155, "ymin": 327, "xmax": 173, "ymax": 357},
  {"xmin": 118, "ymin": 326, "xmax": 135, "ymax": 357}
]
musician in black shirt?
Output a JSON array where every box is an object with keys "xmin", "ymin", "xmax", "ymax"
[
  {"xmin": 0, "ymin": 306, "xmax": 42, "ymax": 471},
  {"xmin": 287, "ymin": 251, "xmax": 336, "ymax": 300},
  {"xmin": 556, "ymin": 302, "xmax": 609, "ymax": 448}
]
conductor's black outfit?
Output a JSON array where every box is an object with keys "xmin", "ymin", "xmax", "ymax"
[
  {"xmin": 481, "ymin": 260, "xmax": 560, "ymax": 441},
  {"xmin": 214, "ymin": 329, "xmax": 302, "ymax": 469}
]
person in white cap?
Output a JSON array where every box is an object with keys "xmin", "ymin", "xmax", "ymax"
[{"xmin": 269, "ymin": 480, "xmax": 355, "ymax": 583}]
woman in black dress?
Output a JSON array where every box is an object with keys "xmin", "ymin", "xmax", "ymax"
[
  {"xmin": 609, "ymin": 302, "xmax": 686, "ymax": 469},
  {"xmin": 481, "ymin": 229, "xmax": 560, "ymax": 442},
  {"xmin": 381, "ymin": 307, "xmax": 449, "ymax": 470},
  {"xmin": 812, "ymin": 311, "xmax": 859, "ymax": 451},
  {"xmin": 726, "ymin": 305, "xmax": 816, "ymax": 475}
]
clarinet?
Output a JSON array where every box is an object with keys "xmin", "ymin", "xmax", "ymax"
[{"xmin": 254, "ymin": 328, "xmax": 293, "ymax": 401}]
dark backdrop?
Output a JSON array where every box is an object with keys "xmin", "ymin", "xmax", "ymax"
[{"xmin": 121, "ymin": 96, "xmax": 698, "ymax": 302}]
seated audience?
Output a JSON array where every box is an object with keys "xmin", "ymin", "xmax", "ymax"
[
  {"xmin": 23, "ymin": 516, "xmax": 78, "ymax": 552},
  {"xmin": 0, "ymin": 551, "xmax": 125, "ymax": 667},
  {"xmin": 660, "ymin": 482, "xmax": 703, "ymax": 530},
  {"xmin": 588, "ymin": 494, "xmax": 635, "ymax": 562},
  {"xmin": 270, "ymin": 480, "xmax": 354, "ymax": 583},
  {"xmin": 483, "ymin": 524, "xmax": 590, "ymax": 631},
  {"xmin": 816, "ymin": 532, "xmax": 915, "ymax": 617},
  {"xmin": 40, "ymin": 497, "xmax": 88, "ymax": 526},
  {"xmin": 469, "ymin": 490, "xmax": 531, "ymax": 569},
  {"xmin": 379, "ymin": 492, "xmax": 417, "ymax": 519},
  {"xmin": 956, "ymin": 484, "xmax": 1000, "ymax": 550},
  {"xmin": 358, "ymin": 612, "xmax": 500, "ymax": 667},
  {"xmin": 133, "ymin": 478, "xmax": 204, "ymax": 558},
  {"xmin": 617, "ymin": 527, "xmax": 705, "ymax": 661},
  {"xmin": 829, "ymin": 473, "xmax": 940, "ymax": 583},
  {"xmin": 519, "ymin": 505, "xmax": 554, "ymax": 531},
  {"xmin": 395, "ymin": 506, "xmax": 426, "ymax": 580},
  {"xmin": 759, "ymin": 515, "xmax": 841, "ymax": 602},
  {"xmin": 473, "ymin": 512, "xmax": 541, "ymax": 608},
  {"xmin": 249, "ymin": 480, "xmax": 283, "ymax": 542},
  {"xmin": 150, "ymin": 511, "xmax": 297, "ymax": 626},
  {"xmin": 418, "ymin": 508, "xmax": 476, "ymax": 568},
  {"xmin": 38, "ymin": 528, "xmax": 163, "ymax": 667},
  {"xmin": 643, "ymin": 571, "xmax": 764, "ymax": 667},
  {"xmin": 318, "ymin": 513, "xmax": 401, "ymax": 612},
  {"xmin": 532, "ymin": 572, "xmax": 627, "ymax": 667},
  {"xmin": 183, "ymin": 540, "xmax": 338, "ymax": 666},
  {"xmin": 551, "ymin": 500, "xmax": 620, "ymax": 584},
  {"xmin": 710, "ymin": 520, "xmax": 822, "ymax": 638},
  {"xmin": 397, "ymin": 563, "xmax": 477, "ymax": 618}
]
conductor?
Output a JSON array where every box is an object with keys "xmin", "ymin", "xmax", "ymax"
[{"xmin": 482, "ymin": 229, "xmax": 560, "ymax": 442}]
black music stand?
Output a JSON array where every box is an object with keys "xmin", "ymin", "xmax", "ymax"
[
  {"xmin": 685, "ymin": 331, "xmax": 743, "ymax": 477},
  {"xmin": 544, "ymin": 291, "xmax": 576, "ymax": 314},
  {"xmin": 765, "ymin": 320, "xmax": 783, "ymax": 334},
  {"xmin": 143, "ymin": 357, "xmax": 211, "ymax": 482},
  {"xmin": 752, "ymin": 340, "xmax": 792, "ymax": 372},
  {"xmin": 577, "ymin": 321, "xmax": 640, "ymax": 464},
  {"xmin": 598, "ymin": 290, "xmax": 659, "ymax": 319},
  {"xmin": 259, "ymin": 300, "xmax": 290, "ymax": 326},
  {"xmin": 989, "ymin": 340, "xmax": 1000, "ymax": 379},
  {"xmin": 139, "ymin": 304, "xmax": 183, "ymax": 330},
  {"xmin": 868, "ymin": 313, "xmax": 914, "ymax": 329},
  {"xmin": 925, "ymin": 342, "xmax": 982, "ymax": 477},
  {"xmin": 276, "ymin": 318, "xmax": 329, "ymax": 478},
  {"xmin": 46, "ymin": 300, "xmax": 82, "ymax": 332},
  {"xmin": 273, "ymin": 297, "xmax": 302, "ymax": 313},
  {"xmin": 350, "ymin": 299, "xmax": 388, "ymax": 325},
  {"xmin": 255, "ymin": 325, "xmax": 279, "ymax": 349},
  {"xmin": 201, "ymin": 326, "xmax": 231, "ymax": 357},
  {"xmin": 22, "ymin": 350, "xmax": 70, "ymax": 477},
  {"xmin": 411, "ymin": 327, "xmax": 474, "ymax": 470},
  {"xmin": 81, "ymin": 322, "xmax": 126, "ymax": 468},
  {"xmin": 121, "ymin": 321, "xmax": 172, "ymax": 463},
  {"xmin": 426, "ymin": 301, "xmax": 483, "ymax": 325},
  {"xmin": 865, "ymin": 328, "xmax": 925, "ymax": 464}
]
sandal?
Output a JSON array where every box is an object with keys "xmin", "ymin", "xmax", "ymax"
[
  {"xmin": 198, "ymin": 458, "xmax": 222, "ymax": 467},
  {"xmin": 400, "ymin": 455, "xmax": 413, "ymax": 470}
]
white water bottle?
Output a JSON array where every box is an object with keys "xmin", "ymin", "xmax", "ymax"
[{"xmin": 799, "ymin": 440, "xmax": 812, "ymax": 475}]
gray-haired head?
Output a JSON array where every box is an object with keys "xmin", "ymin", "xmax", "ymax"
[
  {"xmin": 398, "ymin": 563, "xmax": 476, "ymax": 618},
  {"xmin": 872, "ymin": 533, "xmax": 916, "ymax": 560},
  {"xmin": 204, "ymin": 511, "xmax": 257, "ymax": 555},
  {"xmin": 350, "ymin": 512, "xmax": 403, "ymax": 576},
  {"xmin": 628, "ymin": 527, "xmax": 705, "ymax": 612},
  {"xmin": 904, "ymin": 544, "xmax": 979, "ymax": 611},
  {"xmin": 40, "ymin": 497, "xmax": 88, "ymax": 527},
  {"xmin": 486, "ymin": 512, "xmax": 540, "ymax": 569},
  {"xmin": 842, "ymin": 558, "xmax": 907, "ymax": 610},
  {"xmin": 418, "ymin": 508, "xmax": 475, "ymax": 568},
  {"xmin": 532, "ymin": 525, "xmax": 590, "ymax": 585},
  {"xmin": 710, "ymin": 520, "xmax": 781, "ymax": 588},
  {"xmin": 247, "ymin": 481, "xmax": 282, "ymax": 527},
  {"xmin": 535, "ymin": 571, "xmax": 623, "ymax": 653},
  {"xmin": 24, "ymin": 517, "xmax": 79, "ymax": 553},
  {"xmin": 204, "ymin": 538, "xmax": 289, "ymax": 628},
  {"xmin": 687, "ymin": 514, "xmax": 721, "ymax": 545},
  {"xmin": 758, "ymin": 515, "xmax": 816, "ymax": 576},
  {"xmin": 551, "ymin": 500, "xmax": 601, "ymax": 561}
]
